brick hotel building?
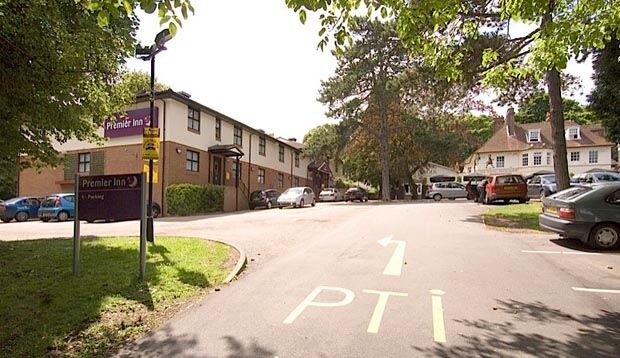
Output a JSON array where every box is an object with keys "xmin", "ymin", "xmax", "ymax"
[{"xmin": 19, "ymin": 90, "xmax": 333, "ymax": 214}]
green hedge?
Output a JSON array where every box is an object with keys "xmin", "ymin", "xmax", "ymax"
[{"xmin": 166, "ymin": 184, "xmax": 224, "ymax": 216}]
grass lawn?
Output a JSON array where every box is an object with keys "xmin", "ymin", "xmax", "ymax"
[
  {"xmin": 0, "ymin": 236, "xmax": 233, "ymax": 357},
  {"xmin": 482, "ymin": 202, "xmax": 544, "ymax": 231}
]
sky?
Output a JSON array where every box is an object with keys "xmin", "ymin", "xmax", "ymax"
[{"xmin": 126, "ymin": 1, "xmax": 595, "ymax": 142}]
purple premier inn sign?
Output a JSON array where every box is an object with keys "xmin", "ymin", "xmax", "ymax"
[
  {"xmin": 104, "ymin": 108, "xmax": 159, "ymax": 138},
  {"xmin": 78, "ymin": 174, "xmax": 142, "ymax": 222}
]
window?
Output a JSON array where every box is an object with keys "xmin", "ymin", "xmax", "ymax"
[
  {"xmin": 528, "ymin": 129, "xmax": 540, "ymax": 142},
  {"xmin": 231, "ymin": 161, "xmax": 242, "ymax": 179},
  {"xmin": 496, "ymin": 156, "xmax": 505, "ymax": 168},
  {"xmin": 215, "ymin": 118, "xmax": 221, "ymax": 141},
  {"xmin": 277, "ymin": 173, "xmax": 284, "ymax": 188},
  {"xmin": 279, "ymin": 144, "xmax": 285, "ymax": 162},
  {"xmin": 186, "ymin": 150, "xmax": 199, "ymax": 172},
  {"xmin": 294, "ymin": 177, "xmax": 299, "ymax": 187},
  {"xmin": 567, "ymin": 127, "xmax": 580, "ymax": 140},
  {"xmin": 589, "ymin": 150, "xmax": 598, "ymax": 164},
  {"xmin": 570, "ymin": 151, "xmax": 580, "ymax": 162},
  {"xmin": 546, "ymin": 152, "xmax": 551, "ymax": 165},
  {"xmin": 522, "ymin": 153, "xmax": 528, "ymax": 166},
  {"xmin": 78, "ymin": 152, "xmax": 91, "ymax": 173},
  {"xmin": 533, "ymin": 152, "xmax": 542, "ymax": 166},
  {"xmin": 294, "ymin": 152, "xmax": 300, "ymax": 167},
  {"xmin": 187, "ymin": 107, "xmax": 200, "ymax": 131},
  {"xmin": 258, "ymin": 168, "xmax": 265, "ymax": 184},
  {"xmin": 259, "ymin": 136, "xmax": 266, "ymax": 156},
  {"xmin": 234, "ymin": 125, "xmax": 242, "ymax": 146}
]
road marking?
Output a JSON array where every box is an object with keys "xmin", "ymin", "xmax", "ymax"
[
  {"xmin": 522, "ymin": 250, "xmax": 601, "ymax": 256},
  {"xmin": 378, "ymin": 235, "xmax": 406, "ymax": 276},
  {"xmin": 571, "ymin": 287, "xmax": 620, "ymax": 294},
  {"xmin": 430, "ymin": 289, "xmax": 446, "ymax": 343},
  {"xmin": 283, "ymin": 286, "xmax": 355, "ymax": 324},
  {"xmin": 362, "ymin": 289, "xmax": 408, "ymax": 334}
]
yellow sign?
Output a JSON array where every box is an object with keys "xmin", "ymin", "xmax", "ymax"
[
  {"xmin": 143, "ymin": 162, "xmax": 158, "ymax": 183},
  {"xmin": 142, "ymin": 128, "xmax": 160, "ymax": 160}
]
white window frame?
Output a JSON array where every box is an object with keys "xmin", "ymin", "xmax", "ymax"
[
  {"xmin": 588, "ymin": 150, "xmax": 598, "ymax": 164},
  {"xmin": 496, "ymin": 156, "xmax": 505, "ymax": 168},
  {"xmin": 533, "ymin": 152, "xmax": 542, "ymax": 166},
  {"xmin": 546, "ymin": 152, "xmax": 551, "ymax": 165},
  {"xmin": 570, "ymin": 151, "xmax": 580, "ymax": 162},
  {"xmin": 522, "ymin": 153, "xmax": 529, "ymax": 167},
  {"xmin": 258, "ymin": 168, "xmax": 265, "ymax": 184},
  {"xmin": 567, "ymin": 127, "xmax": 581, "ymax": 140},
  {"xmin": 78, "ymin": 152, "xmax": 91, "ymax": 173},
  {"xmin": 528, "ymin": 129, "xmax": 540, "ymax": 142}
]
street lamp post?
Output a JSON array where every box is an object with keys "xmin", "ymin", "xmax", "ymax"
[{"xmin": 136, "ymin": 29, "xmax": 173, "ymax": 243}]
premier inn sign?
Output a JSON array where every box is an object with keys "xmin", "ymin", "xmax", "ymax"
[
  {"xmin": 104, "ymin": 108, "xmax": 159, "ymax": 138},
  {"xmin": 78, "ymin": 174, "xmax": 142, "ymax": 222}
]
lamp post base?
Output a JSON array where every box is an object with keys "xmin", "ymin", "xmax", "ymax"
[{"xmin": 147, "ymin": 216, "xmax": 154, "ymax": 243}]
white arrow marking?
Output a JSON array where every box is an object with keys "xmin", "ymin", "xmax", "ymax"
[{"xmin": 378, "ymin": 235, "xmax": 406, "ymax": 276}]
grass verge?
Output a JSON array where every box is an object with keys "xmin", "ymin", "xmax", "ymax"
[
  {"xmin": 0, "ymin": 236, "xmax": 233, "ymax": 357},
  {"xmin": 482, "ymin": 202, "xmax": 544, "ymax": 231}
]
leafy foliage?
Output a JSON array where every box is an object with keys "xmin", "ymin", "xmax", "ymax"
[
  {"xmin": 516, "ymin": 91, "xmax": 597, "ymax": 125},
  {"xmin": 0, "ymin": 157, "xmax": 18, "ymax": 200},
  {"xmin": 589, "ymin": 35, "xmax": 620, "ymax": 144},
  {"xmin": 166, "ymin": 184, "xmax": 224, "ymax": 216},
  {"xmin": 302, "ymin": 124, "xmax": 340, "ymax": 163}
]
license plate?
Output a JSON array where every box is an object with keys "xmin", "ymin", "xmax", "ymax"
[
  {"xmin": 505, "ymin": 186, "xmax": 516, "ymax": 191},
  {"xmin": 545, "ymin": 207, "xmax": 558, "ymax": 215}
]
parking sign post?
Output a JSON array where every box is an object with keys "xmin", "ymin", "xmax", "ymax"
[
  {"xmin": 73, "ymin": 174, "xmax": 80, "ymax": 276},
  {"xmin": 140, "ymin": 173, "xmax": 147, "ymax": 280}
]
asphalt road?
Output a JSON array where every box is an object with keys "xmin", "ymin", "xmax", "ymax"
[{"xmin": 2, "ymin": 201, "xmax": 619, "ymax": 357}]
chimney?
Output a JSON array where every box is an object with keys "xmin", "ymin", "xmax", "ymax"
[
  {"xmin": 178, "ymin": 91, "xmax": 192, "ymax": 98},
  {"xmin": 288, "ymin": 137, "xmax": 297, "ymax": 142},
  {"xmin": 505, "ymin": 107, "xmax": 515, "ymax": 137}
]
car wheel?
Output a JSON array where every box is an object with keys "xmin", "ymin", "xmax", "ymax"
[
  {"xmin": 503, "ymin": 199, "xmax": 510, "ymax": 204},
  {"xmin": 311, "ymin": 200, "xmax": 315, "ymax": 207},
  {"xmin": 279, "ymin": 206, "xmax": 283, "ymax": 209},
  {"xmin": 1, "ymin": 218, "xmax": 11, "ymax": 223},
  {"xmin": 433, "ymin": 194, "xmax": 442, "ymax": 201},
  {"xmin": 57, "ymin": 211, "xmax": 69, "ymax": 222},
  {"xmin": 589, "ymin": 223, "xmax": 619, "ymax": 250},
  {"xmin": 250, "ymin": 206, "xmax": 255, "ymax": 210},
  {"xmin": 267, "ymin": 201, "xmax": 272, "ymax": 209},
  {"xmin": 15, "ymin": 212, "xmax": 29, "ymax": 222},
  {"xmin": 299, "ymin": 199, "xmax": 305, "ymax": 208},
  {"xmin": 518, "ymin": 198, "xmax": 526, "ymax": 204}
]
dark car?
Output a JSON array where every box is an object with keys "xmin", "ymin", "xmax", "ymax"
[
  {"xmin": 0, "ymin": 197, "xmax": 42, "ymax": 223},
  {"xmin": 344, "ymin": 187, "xmax": 368, "ymax": 202},
  {"xmin": 249, "ymin": 189, "xmax": 280, "ymax": 210},
  {"xmin": 483, "ymin": 174, "xmax": 528, "ymax": 204},
  {"xmin": 38, "ymin": 193, "xmax": 75, "ymax": 222},
  {"xmin": 539, "ymin": 183, "xmax": 620, "ymax": 250},
  {"xmin": 571, "ymin": 172, "xmax": 620, "ymax": 185},
  {"xmin": 527, "ymin": 174, "xmax": 557, "ymax": 199}
]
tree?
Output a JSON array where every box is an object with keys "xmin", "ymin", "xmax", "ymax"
[
  {"xmin": 302, "ymin": 124, "xmax": 340, "ymax": 163},
  {"xmin": 516, "ymin": 91, "xmax": 597, "ymax": 125},
  {"xmin": 286, "ymin": 0, "xmax": 620, "ymax": 190},
  {"xmin": 589, "ymin": 35, "xmax": 620, "ymax": 144}
]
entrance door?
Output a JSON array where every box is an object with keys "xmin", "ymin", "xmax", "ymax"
[{"xmin": 213, "ymin": 156, "xmax": 222, "ymax": 185}]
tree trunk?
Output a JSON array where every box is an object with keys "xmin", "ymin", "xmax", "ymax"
[
  {"xmin": 546, "ymin": 68, "xmax": 570, "ymax": 190},
  {"xmin": 379, "ymin": 114, "xmax": 391, "ymax": 201}
]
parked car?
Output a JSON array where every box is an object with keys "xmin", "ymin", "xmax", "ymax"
[
  {"xmin": 277, "ymin": 187, "xmax": 315, "ymax": 208},
  {"xmin": 344, "ymin": 187, "xmax": 368, "ymax": 202},
  {"xmin": 527, "ymin": 174, "xmax": 557, "ymax": 199},
  {"xmin": 319, "ymin": 188, "xmax": 343, "ymax": 202},
  {"xmin": 426, "ymin": 181, "xmax": 468, "ymax": 201},
  {"xmin": 0, "ymin": 197, "xmax": 42, "ymax": 223},
  {"xmin": 571, "ymin": 172, "xmax": 620, "ymax": 185},
  {"xmin": 539, "ymin": 183, "xmax": 620, "ymax": 250},
  {"xmin": 38, "ymin": 193, "xmax": 75, "ymax": 222},
  {"xmin": 249, "ymin": 189, "xmax": 280, "ymax": 210},
  {"xmin": 483, "ymin": 174, "xmax": 528, "ymax": 204}
]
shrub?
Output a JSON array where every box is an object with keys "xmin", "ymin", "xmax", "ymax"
[{"xmin": 166, "ymin": 184, "xmax": 224, "ymax": 216}]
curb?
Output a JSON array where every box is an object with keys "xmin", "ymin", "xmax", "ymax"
[{"xmin": 206, "ymin": 238, "xmax": 247, "ymax": 284}]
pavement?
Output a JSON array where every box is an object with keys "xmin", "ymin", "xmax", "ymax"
[{"xmin": 1, "ymin": 200, "xmax": 619, "ymax": 357}]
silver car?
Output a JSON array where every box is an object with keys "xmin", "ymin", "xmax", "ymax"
[
  {"xmin": 277, "ymin": 187, "xmax": 316, "ymax": 208},
  {"xmin": 427, "ymin": 181, "xmax": 468, "ymax": 201},
  {"xmin": 319, "ymin": 188, "xmax": 343, "ymax": 202}
]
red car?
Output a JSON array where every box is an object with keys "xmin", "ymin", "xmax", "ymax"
[{"xmin": 484, "ymin": 174, "xmax": 529, "ymax": 204}]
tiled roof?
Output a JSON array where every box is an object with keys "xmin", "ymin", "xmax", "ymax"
[{"xmin": 477, "ymin": 120, "xmax": 612, "ymax": 153}]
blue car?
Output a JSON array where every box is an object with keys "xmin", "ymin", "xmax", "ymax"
[
  {"xmin": 38, "ymin": 193, "xmax": 75, "ymax": 222},
  {"xmin": 0, "ymin": 197, "xmax": 42, "ymax": 223}
]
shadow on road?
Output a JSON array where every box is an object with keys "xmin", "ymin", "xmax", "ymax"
[
  {"xmin": 550, "ymin": 238, "xmax": 620, "ymax": 253},
  {"xmin": 411, "ymin": 299, "xmax": 620, "ymax": 357},
  {"xmin": 221, "ymin": 336, "xmax": 277, "ymax": 358},
  {"xmin": 116, "ymin": 326, "xmax": 200, "ymax": 357}
]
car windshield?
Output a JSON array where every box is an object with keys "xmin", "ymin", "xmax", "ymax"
[
  {"xmin": 42, "ymin": 197, "xmax": 58, "ymax": 207},
  {"xmin": 594, "ymin": 173, "xmax": 620, "ymax": 182},
  {"xmin": 250, "ymin": 191, "xmax": 264, "ymax": 200},
  {"xmin": 283, "ymin": 188, "xmax": 302, "ymax": 195},
  {"xmin": 541, "ymin": 175, "xmax": 556, "ymax": 184},
  {"xmin": 554, "ymin": 186, "xmax": 592, "ymax": 200},
  {"xmin": 3, "ymin": 198, "xmax": 22, "ymax": 205}
]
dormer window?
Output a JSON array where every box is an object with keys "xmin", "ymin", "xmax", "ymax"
[
  {"xmin": 528, "ymin": 129, "xmax": 540, "ymax": 142},
  {"xmin": 566, "ymin": 127, "xmax": 580, "ymax": 140}
]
